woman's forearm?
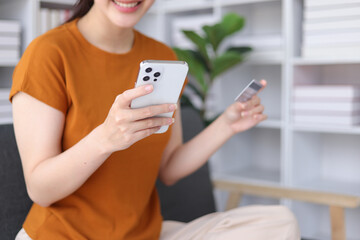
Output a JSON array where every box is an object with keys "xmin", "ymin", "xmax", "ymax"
[
  {"xmin": 159, "ymin": 114, "xmax": 234, "ymax": 185},
  {"xmin": 27, "ymin": 125, "xmax": 110, "ymax": 207}
]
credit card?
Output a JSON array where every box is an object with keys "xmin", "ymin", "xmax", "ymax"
[{"xmin": 234, "ymin": 79, "xmax": 262, "ymax": 102}]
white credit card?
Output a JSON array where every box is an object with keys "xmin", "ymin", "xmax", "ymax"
[{"xmin": 234, "ymin": 79, "xmax": 262, "ymax": 102}]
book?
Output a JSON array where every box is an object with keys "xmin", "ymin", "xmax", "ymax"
[
  {"xmin": 0, "ymin": 36, "xmax": 20, "ymax": 46},
  {"xmin": 50, "ymin": 10, "xmax": 61, "ymax": 29},
  {"xmin": 0, "ymin": 20, "xmax": 21, "ymax": 33},
  {"xmin": 0, "ymin": 49, "xmax": 19, "ymax": 59},
  {"xmin": 293, "ymin": 101, "xmax": 360, "ymax": 112},
  {"xmin": 305, "ymin": 7, "xmax": 360, "ymax": 21},
  {"xmin": 303, "ymin": 32, "xmax": 360, "ymax": 46},
  {"xmin": 302, "ymin": 45, "xmax": 360, "ymax": 58},
  {"xmin": 40, "ymin": 8, "xmax": 51, "ymax": 34},
  {"xmin": 305, "ymin": 0, "xmax": 360, "ymax": 8},
  {"xmin": 304, "ymin": 18, "xmax": 360, "ymax": 33},
  {"xmin": 293, "ymin": 85, "xmax": 360, "ymax": 98},
  {"xmin": 293, "ymin": 114, "xmax": 360, "ymax": 125}
]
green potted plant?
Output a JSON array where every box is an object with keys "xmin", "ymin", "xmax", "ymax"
[{"xmin": 173, "ymin": 13, "xmax": 252, "ymax": 126}]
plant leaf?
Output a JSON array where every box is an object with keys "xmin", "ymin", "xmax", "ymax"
[
  {"xmin": 202, "ymin": 13, "xmax": 245, "ymax": 53},
  {"xmin": 182, "ymin": 30, "xmax": 210, "ymax": 63},
  {"xmin": 173, "ymin": 47, "xmax": 208, "ymax": 95},
  {"xmin": 221, "ymin": 13, "xmax": 245, "ymax": 37},
  {"xmin": 226, "ymin": 46, "xmax": 252, "ymax": 55},
  {"xmin": 202, "ymin": 24, "xmax": 224, "ymax": 53},
  {"xmin": 211, "ymin": 51, "xmax": 244, "ymax": 80}
]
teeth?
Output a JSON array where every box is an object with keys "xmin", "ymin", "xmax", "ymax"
[{"xmin": 113, "ymin": 0, "xmax": 139, "ymax": 8}]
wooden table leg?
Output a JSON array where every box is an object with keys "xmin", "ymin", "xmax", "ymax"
[
  {"xmin": 225, "ymin": 191, "xmax": 242, "ymax": 211},
  {"xmin": 330, "ymin": 206, "xmax": 346, "ymax": 240}
]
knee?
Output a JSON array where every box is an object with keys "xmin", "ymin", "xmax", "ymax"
[{"xmin": 273, "ymin": 206, "xmax": 300, "ymax": 240}]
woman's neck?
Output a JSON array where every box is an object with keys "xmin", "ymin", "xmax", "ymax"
[{"xmin": 77, "ymin": 8, "xmax": 134, "ymax": 54}]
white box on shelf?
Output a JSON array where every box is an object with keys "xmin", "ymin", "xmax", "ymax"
[
  {"xmin": 0, "ymin": 20, "xmax": 21, "ymax": 34},
  {"xmin": 231, "ymin": 34, "xmax": 283, "ymax": 50},
  {"xmin": 305, "ymin": 0, "xmax": 360, "ymax": 8},
  {"xmin": 294, "ymin": 85, "xmax": 360, "ymax": 98},
  {"xmin": 247, "ymin": 50, "xmax": 284, "ymax": 62}
]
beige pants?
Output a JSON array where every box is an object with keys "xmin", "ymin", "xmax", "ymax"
[{"xmin": 16, "ymin": 205, "xmax": 300, "ymax": 240}]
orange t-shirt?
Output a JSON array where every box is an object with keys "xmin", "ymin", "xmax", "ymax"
[{"xmin": 10, "ymin": 19, "xmax": 180, "ymax": 239}]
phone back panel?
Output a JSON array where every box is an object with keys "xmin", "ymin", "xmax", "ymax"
[{"xmin": 131, "ymin": 60, "xmax": 188, "ymax": 133}]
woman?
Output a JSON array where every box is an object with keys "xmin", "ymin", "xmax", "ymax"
[{"xmin": 11, "ymin": 0, "xmax": 299, "ymax": 239}]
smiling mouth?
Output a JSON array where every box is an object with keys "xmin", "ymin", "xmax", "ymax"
[{"xmin": 112, "ymin": 0, "xmax": 142, "ymax": 8}]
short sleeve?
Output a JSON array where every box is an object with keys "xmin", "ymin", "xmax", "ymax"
[{"xmin": 9, "ymin": 36, "xmax": 69, "ymax": 115}]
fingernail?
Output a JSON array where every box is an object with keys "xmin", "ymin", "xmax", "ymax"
[
  {"xmin": 169, "ymin": 118, "xmax": 175, "ymax": 124},
  {"xmin": 145, "ymin": 85, "xmax": 153, "ymax": 92},
  {"xmin": 241, "ymin": 111, "xmax": 248, "ymax": 117}
]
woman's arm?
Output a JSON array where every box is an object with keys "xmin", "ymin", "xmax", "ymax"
[
  {"xmin": 159, "ymin": 80, "xmax": 267, "ymax": 186},
  {"xmin": 13, "ymin": 85, "xmax": 175, "ymax": 207}
]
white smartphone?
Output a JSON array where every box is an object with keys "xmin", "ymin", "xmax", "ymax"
[
  {"xmin": 234, "ymin": 79, "xmax": 263, "ymax": 103},
  {"xmin": 130, "ymin": 60, "xmax": 189, "ymax": 134}
]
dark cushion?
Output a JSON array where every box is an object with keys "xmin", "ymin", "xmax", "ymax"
[
  {"xmin": 0, "ymin": 124, "xmax": 32, "ymax": 240},
  {"xmin": 156, "ymin": 107, "xmax": 216, "ymax": 222}
]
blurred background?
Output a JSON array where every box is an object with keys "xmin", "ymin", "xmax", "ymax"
[{"xmin": 1, "ymin": 0, "xmax": 360, "ymax": 239}]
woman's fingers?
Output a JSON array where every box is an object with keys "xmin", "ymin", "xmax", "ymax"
[
  {"xmin": 131, "ymin": 117, "xmax": 174, "ymax": 132},
  {"xmin": 115, "ymin": 85, "xmax": 154, "ymax": 108},
  {"xmin": 128, "ymin": 103, "xmax": 177, "ymax": 121}
]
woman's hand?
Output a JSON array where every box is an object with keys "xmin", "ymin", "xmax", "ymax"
[
  {"xmin": 222, "ymin": 79, "xmax": 268, "ymax": 134},
  {"xmin": 96, "ymin": 85, "xmax": 176, "ymax": 153}
]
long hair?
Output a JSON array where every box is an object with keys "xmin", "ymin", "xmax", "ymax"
[{"xmin": 67, "ymin": 0, "xmax": 94, "ymax": 23}]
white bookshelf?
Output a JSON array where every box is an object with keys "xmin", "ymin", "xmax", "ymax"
[{"xmin": 1, "ymin": 0, "xmax": 360, "ymax": 239}]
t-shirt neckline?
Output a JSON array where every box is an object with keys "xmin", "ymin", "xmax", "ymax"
[{"xmin": 67, "ymin": 18, "xmax": 140, "ymax": 59}]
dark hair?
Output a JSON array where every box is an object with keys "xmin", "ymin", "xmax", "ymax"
[{"xmin": 67, "ymin": 0, "xmax": 94, "ymax": 23}]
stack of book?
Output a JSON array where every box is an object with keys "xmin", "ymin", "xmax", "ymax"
[
  {"xmin": 231, "ymin": 34, "xmax": 283, "ymax": 62},
  {"xmin": 39, "ymin": 8, "xmax": 73, "ymax": 35},
  {"xmin": 293, "ymin": 85, "xmax": 360, "ymax": 126},
  {"xmin": 0, "ymin": 88, "xmax": 12, "ymax": 124},
  {"xmin": 302, "ymin": 0, "xmax": 360, "ymax": 59},
  {"xmin": 0, "ymin": 20, "xmax": 21, "ymax": 61}
]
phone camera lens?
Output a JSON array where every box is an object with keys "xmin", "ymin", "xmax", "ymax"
[
  {"xmin": 154, "ymin": 79, "xmax": 158, "ymax": 82},
  {"xmin": 145, "ymin": 67, "xmax": 152, "ymax": 73},
  {"xmin": 154, "ymin": 72, "xmax": 161, "ymax": 77},
  {"xmin": 143, "ymin": 76, "xmax": 150, "ymax": 81}
]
